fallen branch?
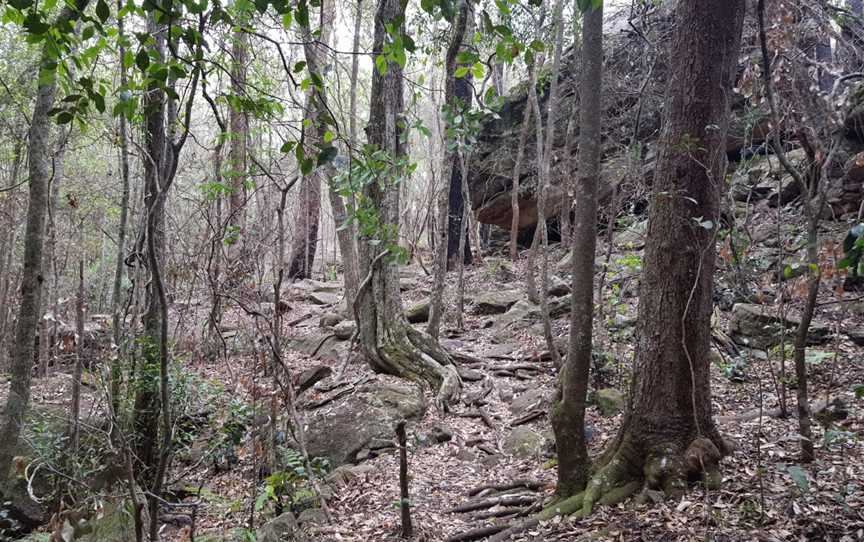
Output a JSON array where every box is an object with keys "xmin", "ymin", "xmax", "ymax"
[
  {"xmin": 447, "ymin": 494, "xmax": 537, "ymax": 514},
  {"xmin": 511, "ymin": 410, "xmax": 545, "ymax": 427},
  {"xmin": 455, "ymin": 408, "xmax": 494, "ymax": 428},
  {"xmin": 467, "ymin": 479, "xmax": 544, "ymax": 497},
  {"xmin": 444, "ymin": 524, "xmax": 508, "ymax": 542}
]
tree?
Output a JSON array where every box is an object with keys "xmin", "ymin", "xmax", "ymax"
[
  {"xmin": 577, "ymin": 0, "xmax": 746, "ymax": 512},
  {"xmin": 0, "ymin": 0, "xmax": 91, "ymax": 490},
  {"xmin": 356, "ymin": 0, "xmax": 460, "ymax": 408},
  {"xmin": 326, "ymin": 0, "xmax": 361, "ymax": 314},
  {"xmin": 226, "ymin": 25, "xmax": 249, "ymax": 260},
  {"xmin": 551, "ymin": 0, "xmax": 602, "ymax": 497},
  {"xmin": 428, "ymin": 0, "xmax": 472, "ymax": 339}
]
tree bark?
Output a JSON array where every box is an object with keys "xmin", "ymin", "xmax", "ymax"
[
  {"xmin": 445, "ymin": 11, "xmax": 474, "ymax": 270},
  {"xmin": 578, "ymin": 0, "xmax": 745, "ymax": 514},
  {"xmin": 228, "ymin": 29, "xmax": 248, "ymax": 238},
  {"xmin": 551, "ymin": 1, "xmax": 602, "ymax": 498},
  {"xmin": 428, "ymin": 0, "xmax": 470, "ymax": 339},
  {"xmin": 0, "ymin": 0, "xmax": 91, "ymax": 489},
  {"xmin": 358, "ymin": 0, "xmax": 460, "ymax": 409},
  {"xmin": 111, "ymin": 0, "xmax": 132, "ymax": 408},
  {"xmin": 70, "ymin": 259, "xmax": 84, "ymax": 451}
]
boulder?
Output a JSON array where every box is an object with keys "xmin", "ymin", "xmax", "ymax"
[
  {"xmin": 77, "ymin": 500, "xmax": 144, "ymax": 542},
  {"xmin": 405, "ymin": 300, "xmax": 430, "ymax": 323},
  {"xmin": 471, "ymin": 290, "xmax": 522, "ymax": 315},
  {"xmin": 594, "ymin": 388, "xmax": 625, "ymax": 417},
  {"xmin": 509, "ymin": 388, "xmax": 549, "ymax": 417},
  {"xmin": 318, "ymin": 312, "xmax": 344, "ymax": 328},
  {"xmin": 304, "ymin": 382, "xmax": 426, "ymax": 466},
  {"xmin": 286, "ymin": 333, "xmax": 347, "ymax": 360},
  {"xmin": 729, "ymin": 303, "xmax": 831, "ymax": 349},
  {"xmin": 333, "ymin": 320, "xmax": 355, "ymax": 340},
  {"xmin": 502, "ymin": 427, "xmax": 548, "ymax": 458},
  {"xmin": 256, "ymin": 512, "xmax": 301, "ymax": 542},
  {"xmin": 296, "ymin": 366, "xmax": 332, "ymax": 396},
  {"xmin": 547, "ymin": 275, "xmax": 570, "ymax": 297},
  {"xmin": 308, "ymin": 291, "xmax": 341, "ymax": 306}
]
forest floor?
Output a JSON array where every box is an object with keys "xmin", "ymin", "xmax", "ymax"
[{"xmin": 5, "ymin": 207, "xmax": 864, "ymax": 542}]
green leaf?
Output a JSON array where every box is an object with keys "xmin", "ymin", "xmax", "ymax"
[
  {"xmin": 293, "ymin": 60, "xmax": 306, "ymax": 73},
  {"xmin": 56, "ymin": 111, "xmax": 74, "ymax": 124},
  {"xmin": 317, "ymin": 146, "xmax": 338, "ymax": 166},
  {"xmin": 454, "ymin": 66, "xmax": 469, "ymax": 78},
  {"xmin": 375, "ymin": 55, "xmax": 388, "ymax": 76},
  {"xmin": 323, "ymin": 130, "xmax": 335, "ymax": 143},
  {"xmin": 854, "ymin": 384, "xmax": 864, "ymax": 399},
  {"xmin": 96, "ymin": 0, "xmax": 110, "ymax": 23},
  {"xmin": 135, "ymin": 49, "xmax": 150, "ymax": 71}
]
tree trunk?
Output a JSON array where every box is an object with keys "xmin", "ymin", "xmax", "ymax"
[
  {"xmin": 445, "ymin": 15, "xmax": 474, "ymax": 270},
  {"xmin": 228, "ymin": 29, "xmax": 248, "ymax": 239},
  {"xmin": 509, "ymin": 88, "xmax": 533, "ymax": 261},
  {"xmin": 111, "ymin": 0, "xmax": 132, "ymax": 407},
  {"xmin": 578, "ymin": 0, "xmax": 745, "ymax": 514},
  {"xmin": 0, "ymin": 143, "xmax": 23, "ymax": 370},
  {"xmin": 551, "ymin": 1, "xmax": 602, "ymax": 498},
  {"xmin": 357, "ymin": 0, "xmax": 460, "ymax": 409},
  {"xmin": 70, "ymin": 259, "xmax": 84, "ymax": 451},
  {"xmin": 0, "ymin": 0, "xmax": 90, "ymax": 489},
  {"xmin": 428, "ymin": 0, "xmax": 471, "ymax": 339}
]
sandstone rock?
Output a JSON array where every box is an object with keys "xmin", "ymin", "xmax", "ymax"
[
  {"xmin": 406, "ymin": 300, "xmax": 430, "ymax": 323},
  {"xmin": 729, "ymin": 303, "xmax": 831, "ymax": 349},
  {"xmin": 594, "ymin": 388, "xmax": 625, "ymax": 417},
  {"xmin": 547, "ymin": 275, "xmax": 570, "ymax": 297},
  {"xmin": 308, "ymin": 291, "xmax": 341, "ymax": 306},
  {"xmin": 509, "ymin": 388, "xmax": 548, "ymax": 417},
  {"xmin": 502, "ymin": 427, "xmax": 548, "ymax": 458},
  {"xmin": 256, "ymin": 512, "xmax": 301, "ymax": 542},
  {"xmin": 318, "ymin": 312, "xmax": 344, "ymax": 328},
  {"xmin": 304, "ymin": 382, "xmax": 426, "ymax": 466},
  {"xmin": 472, "ymin": 290, "xmax": 522, "ymax": 315},
  {"xmin": 333, "ymin": 320, "xmax": 355, "ymax": 340}
]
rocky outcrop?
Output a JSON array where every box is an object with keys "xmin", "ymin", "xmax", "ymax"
[
  {"xmin": 729, "ymin": 303, "xmax": 831, "ymax": 350},
  {"xmin": 303, "ymin": 382, "xmax": 426, "ymax": 466}
]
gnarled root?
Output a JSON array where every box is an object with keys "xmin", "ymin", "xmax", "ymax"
[{"xmin": 487, "ymin": 434, "xmax": 725, "ymax": 541}]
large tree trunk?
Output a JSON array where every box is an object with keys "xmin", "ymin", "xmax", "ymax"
[
  {"xmin": 228, "ymin": 29, "xmax": 248, "ymax": 239},
  {"xmin": 579, "ymin": 0, "xmax": 745, "ymax": 514},
  {"xmin": 428, "ymin": 0, "xmax": 471, "ymax": 339},
  {"xmin": 357, "ymin": 0, "xmax": 460, "ymax": 409},
  {"xmin": 0, "ymin": 0, "xmax": 90, "ymax": 489},
  {"xmin": 445, "ymin": 20, "xmax": 474, "ymax": 270},
  {"xmin": 551, "ymin": 0, "xmax": 602, "ymax": 498}
]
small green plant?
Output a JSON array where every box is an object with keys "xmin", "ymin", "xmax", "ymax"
[{"xmin": 255, "ymin": 449, "xmax": 330, "ymax": 516}]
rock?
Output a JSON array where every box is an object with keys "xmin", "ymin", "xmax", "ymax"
[
  {"xmin": 325, "ymin": 464, "xmax": 378, "ymax": 487},
  {"xmin": 296, "ymin": 366, "xmax": 332, "ymax": 396},
  {"xmin": 472, "ymin": 290, "xmax": 522, "ymax": 315},
  {"xmin": 509, "ymin": 389, "xmax": 548, "ymax": 417},
  {"xmin": 256, "ymin": 512, "xmax": 300, "ymax": 542},
  {"xmin": 481, "ymin": 454, "xmax": 503, "ymax": 467},
  {"xmin": 729, "ymin": 303, "xmax": 831, "ymax": 349},
  {"xmin": 594, "ymin": 388, "xmax": 625, "ymax": 417},
  {"xmin": 485, "ymin": 343, "xmax": 521, "ymax": 359},
  {"xmin": 287, "ymin": 333, "xmax": 347, "ymax": 360},
  {"xmin": 319, "ymin": 312, "xmax": 344, "ymax": 328},
  {"xmin": 78, "ymin": 499, "xmax": 148, "ymax": 542},
  {"xmin": 454, "ymin": 448, "xmax": 477, "ymax": 462},
  {"xmin": 428, "ymin": 423, "xmax": 453, "ymax": 443},
  {"xmin": 502, "ymin": 427, "xmax": 547, "ymax": 458},
  {"xmin": 493, "ymin": 300, "xmax": 539, "ymax": 330},
  {"xmin": 297, "ymin": 508, "xmax": 327, "ymax": 526},
  {"xmin": 308, "ymin": 291, "xmax": 341, "ymax": 306},
  {"xmin": 406, "ymin": 300, "xmax": 430, "ymax": 323},
  {"xmin": 333, "ymin": 320, "xmax": 355, "ymax": 340},
  {"xmin": 498, "ymin": 386, "xmax": 514, "ymax": 403},
  {"xmin": 304, "ymin": 382, "xmax": 426, "ymax": 466},
  {"xmin": 547, "ymin": 275, "xmax": 570, "ymax": 297}
]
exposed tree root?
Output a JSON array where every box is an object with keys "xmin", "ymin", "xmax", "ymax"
[{"xmin": 481, "ymin": 432, "xmax": 724, "ymax": 541}]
